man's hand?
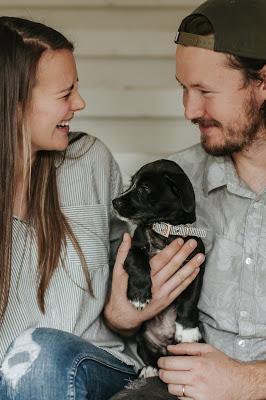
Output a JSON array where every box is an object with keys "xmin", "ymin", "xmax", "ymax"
[
  {"xmin": 158, "ymin": 342, "xmax": 253, "ymax": 400},
  {"xmin": 103, "ymin": 233, "xmax": 205, "ymax": 334}
]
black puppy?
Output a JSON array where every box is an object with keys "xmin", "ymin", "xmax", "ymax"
[{"xmin": 112, "ymin": 159, "xmax": 206, "ymax": 370}]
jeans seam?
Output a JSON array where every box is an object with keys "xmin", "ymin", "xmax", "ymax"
[{"xmin": 67, "ymin": 353, "xmax": 136, "ymax": 400}]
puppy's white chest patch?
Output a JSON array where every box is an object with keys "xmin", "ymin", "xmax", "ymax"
[
  {"xmin": 175, "ymin": 323, "xmax": 202, "ymax": 343},
  {"xmin": 139, "ymin": 366, "xmax": 159, "ymax": 379}
]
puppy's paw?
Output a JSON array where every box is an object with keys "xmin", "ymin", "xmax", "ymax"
[
  {"xmin": 139, "ymin": 366, "xmax": 159, "ymax": 379},
  {"xmin": 130, "ymin": 298, "xmax": 150, "ymax": 310},
  {"xmin": 175, "ymin": 323, "xmax": 202, "ymax": 343},
  {"xmin": 127, "ymin": 276, "xmax": 152, "ymax": 310}
]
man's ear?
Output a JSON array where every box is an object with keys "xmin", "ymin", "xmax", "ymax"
[{"xmin": 259, "ymin": 65, "xmax": 266, "ymax": 93}]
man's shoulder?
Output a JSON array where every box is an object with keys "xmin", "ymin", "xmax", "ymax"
[{"xmin": 169, "ymin": 143, "xmax": 208, "ymax": 183}]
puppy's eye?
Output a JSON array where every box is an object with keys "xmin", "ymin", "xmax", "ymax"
[{"xmin": 140, "ymin": 184, "xmax": 151, "ymax": 193}]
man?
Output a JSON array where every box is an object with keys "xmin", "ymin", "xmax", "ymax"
[{"xmin": 158, "ymin": 0, "xmax": 266, "ymax": 398}]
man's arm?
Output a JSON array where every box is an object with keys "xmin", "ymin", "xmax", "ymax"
[{"xmin": 158, "ymin": 342, "xmax": 266, "ymax": 400}]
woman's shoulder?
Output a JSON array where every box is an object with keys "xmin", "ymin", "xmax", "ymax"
[
  {"xmin": 66, "ymin": 132, "xmax": 114, "ymax": 164},
  {"xmin": 56, "ymin": 132, "xmax": 122, "ymax": 206}
]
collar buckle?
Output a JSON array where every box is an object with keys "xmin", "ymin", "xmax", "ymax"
[{"xmin": 153, "ymin": 222, "xmax": 171, "ymax": 237}]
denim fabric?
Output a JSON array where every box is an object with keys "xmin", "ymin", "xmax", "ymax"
[{"xmin": 0, "ymin": 328, "xmax": 137, "ymax": 400}]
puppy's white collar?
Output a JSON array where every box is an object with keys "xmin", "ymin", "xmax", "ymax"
[{"xmin": 152, "ymin": 222, "xmax": 207, "ymax": 238}]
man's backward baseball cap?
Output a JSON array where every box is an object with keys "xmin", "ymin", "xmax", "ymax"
[{"xmin": 175, "ymin": 0, "xmax": 266, "ymax": 60}]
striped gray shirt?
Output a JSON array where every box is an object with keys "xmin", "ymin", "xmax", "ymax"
[
  {"xmin": 170, "ymin": 144, "xmax": 266, "ymax": 362},
  {"xmin": 0, "ymin": 133, "xmax": 143, "ymax": 370}
]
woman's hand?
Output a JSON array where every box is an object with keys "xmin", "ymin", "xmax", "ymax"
[{"xmin": 103, "ymin": 233, "xmax": 205, "ymax": 335}]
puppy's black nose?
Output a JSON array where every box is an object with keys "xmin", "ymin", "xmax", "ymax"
[{"xmin": 112, "ymin": 197, "xmax": 123, "ymax": 210}]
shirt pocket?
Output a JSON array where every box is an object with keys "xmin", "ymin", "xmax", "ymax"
[
  {"xmin": 198, "ymin": 234, "xmax": 243, "ymax": 332},
  {"xmin": 60, "ymin": 204, "xmax": 109, "ymax": 285}
]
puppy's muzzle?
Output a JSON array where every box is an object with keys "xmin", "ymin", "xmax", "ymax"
[{"xmin": 112, "ymin": 197, "xmax": 124, "ymax": 211}]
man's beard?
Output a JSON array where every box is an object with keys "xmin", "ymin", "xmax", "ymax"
[{"xmin": 192, "ymin": 94, "xmax": 265, "ymax": 157}]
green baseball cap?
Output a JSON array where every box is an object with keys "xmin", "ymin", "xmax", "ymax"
[{"xmin": 175, "ymin": 0, "xmax": 266, "ymax": 60}]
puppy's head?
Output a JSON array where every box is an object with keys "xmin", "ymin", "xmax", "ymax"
[{"xmin": 112, "ymin": 159, "xmax": 196, "ymax": 225}]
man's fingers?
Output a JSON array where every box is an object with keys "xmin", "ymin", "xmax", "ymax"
[
  {"xmin": 154, "ymin": 253, "xmax": 204, "ymax": 301},
  {"xmin": 167, "ymin": 267, "xmax": 200, "ymax": 302},
  {"xmin": 159, "ymin": 370, "xmax": 191, "ymax": 384},
  {"xmin": 150, "ymin": 238, "xmax": 184, "ymax": 275},
  {"xmin": 167, "ymin": 342, "xmax": 214, "ymax": 356},
  {"xmin": 158, "ymin": 355, "xmax": 194, "ymax": 371},
  {"xmin": 154, "ymin": 239, "xmax": 202, "ymax": 282},
  {"xmin": 168, "ymin": 384, "xmax": 193, "ymax": 400}
]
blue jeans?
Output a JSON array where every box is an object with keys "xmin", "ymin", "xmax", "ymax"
[{"xmin": 0, "ymin": 328, "xmax": 137, "ymax": 399}]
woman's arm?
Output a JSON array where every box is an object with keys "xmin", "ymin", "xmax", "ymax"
[{"xmin": 104, "ymin": 233, "xmax": 205, "ymax": 336}]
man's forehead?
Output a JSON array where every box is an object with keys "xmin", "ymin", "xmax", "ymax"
[
  {"xmin": 175, "ymin": 45, "xmax": 227, "ymax": 75},
  {"xmin": 175, "ymin": 46, "xmax": 245, "ymax": 89},
  {"xmin": 175, "ymin": 44, "xmax": 227, "ymax": 64}
]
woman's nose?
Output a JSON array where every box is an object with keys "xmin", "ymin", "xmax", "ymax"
[{"xmin": 71, "ymin": 91, "xmax": 86, "ymax": 112}]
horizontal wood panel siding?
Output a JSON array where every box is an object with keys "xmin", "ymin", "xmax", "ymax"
[{"xmin": 0, "ymin": 1, "xmax": 202, "ymax": 8}]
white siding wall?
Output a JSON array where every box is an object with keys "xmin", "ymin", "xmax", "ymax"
[{"xmin": 0, "ymin": 0, "xmax": 202, "ymax": 183}]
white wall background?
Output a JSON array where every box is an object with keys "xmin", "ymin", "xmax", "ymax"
[{"xmin": 0, "ymin": 0, "xmax": 202, "ymax": 183}]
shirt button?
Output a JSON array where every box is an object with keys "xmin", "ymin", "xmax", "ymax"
[
  {"xmin": 240, "ymin": 310, "xmax": 248, "ymax": 318},
  {"xmin": 253, "ymin": 202, "xmax": 260, "ymax": 209},
  {"xmin": 238, "ymin": 339, "xmax": 246, "ymax": 347},
  {"xmin": 245, "ymin": 257, "xmax": 252, "ymax": 265}
]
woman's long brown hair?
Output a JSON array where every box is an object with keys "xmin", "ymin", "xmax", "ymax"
[{"xmin": 0, "ymin": 16, "xmax": 92, "ymax": 322}]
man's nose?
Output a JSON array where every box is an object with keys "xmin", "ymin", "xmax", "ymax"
[{"xmin": 183, "ymin": 91, "xmax": 204, "ymax": 121}]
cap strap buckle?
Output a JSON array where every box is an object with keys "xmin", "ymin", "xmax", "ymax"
[{"xmin": 175, "ymin": 31, "xmax": 215, "ymax": 51}]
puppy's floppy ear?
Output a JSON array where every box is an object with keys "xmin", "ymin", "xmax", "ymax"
[{"xmin": 165, "ymin": 173, "xmax": 195, "ymax": 215}]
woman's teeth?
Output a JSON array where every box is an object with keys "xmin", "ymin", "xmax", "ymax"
[{"xmin": 56, "ymin": 121, "xmax": 70, "ymax": 128}]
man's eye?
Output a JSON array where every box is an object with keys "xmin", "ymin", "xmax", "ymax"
[
  {"xmin": 62, "ymin": 92, "xmax": 71, "ymax": 99},
  {"xmin": 200, "ymin": 89, "xmax": 211, "ymax": 94}
]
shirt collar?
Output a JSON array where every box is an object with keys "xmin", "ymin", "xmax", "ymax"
[
  {"xmin": 203, "ymin": 154, "xmax": 257, "ymax": 199},
  {"xmin": 203, "ymin": 154, "xmax": 227, "ymax": 195}
]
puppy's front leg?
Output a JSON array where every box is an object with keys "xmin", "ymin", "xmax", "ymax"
[{"xmin": 124, "ymin": 247, "xmax": 152, "ymax": 310}]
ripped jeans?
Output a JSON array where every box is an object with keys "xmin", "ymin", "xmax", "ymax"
[{"xmin": 0, "ymin": 328, "xmax": 137, "ymax": 400}]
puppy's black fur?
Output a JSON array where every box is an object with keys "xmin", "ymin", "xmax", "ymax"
[
  {"xmin": 109, "ymin": 377, "xmax": 177, "ymax": 400},
  {"xmin": 112, "ymin": 159, "xmax": 205, "ymax": 376}
]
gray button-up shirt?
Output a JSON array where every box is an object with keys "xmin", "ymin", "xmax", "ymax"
[{"xmin": 170, "ymin": 143, "xmax": 266, "ymax": 362}]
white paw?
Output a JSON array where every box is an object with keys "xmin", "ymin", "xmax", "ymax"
[
  {"xmin": 130, "ymin": 299, "xmax": 150, "ymax": 310},
  {"xmin": 139, "ymin": 366, "xmax": 159, "ymax": 378},
  {"xmin": 175, "ymin": 323, "xmax": 202, "ymax": 343}
]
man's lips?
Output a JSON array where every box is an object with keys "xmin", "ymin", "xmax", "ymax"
[
  {"xmin": 192, "ymin": 118, "xmax": 222, "ymax": 133},
  {"xmin": 199, "ymin": 123, "xmax": 216, "ymax": 131}
]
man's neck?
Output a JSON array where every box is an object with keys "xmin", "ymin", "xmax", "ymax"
[{"xmin": 232, "ymin": 140, "xmax": 266, "ymax": 194}]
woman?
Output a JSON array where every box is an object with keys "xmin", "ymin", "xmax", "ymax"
[{"xmin": 0, "ymin": 16, "xmax": 204, "ymax": 399}]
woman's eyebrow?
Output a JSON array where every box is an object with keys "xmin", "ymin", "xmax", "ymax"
[
  {"xmin": 57, "ymin": 78, "xmax": 79, "ymax": 94},
  {"xmin": 57, "ymin": 83, "xmax": 74, "ymax": 94}
]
